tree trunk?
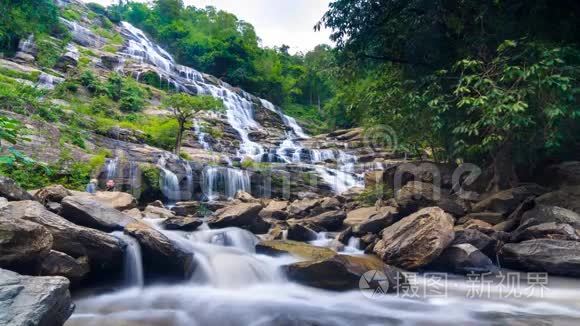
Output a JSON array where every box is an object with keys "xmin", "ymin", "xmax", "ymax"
[
  {"xmin": 175, "ymin": 121, "xmax": 184, "ymax": 155},
  {"xmin": 486, "ymin": 142, "xmax": 518, "ymax": 192}
]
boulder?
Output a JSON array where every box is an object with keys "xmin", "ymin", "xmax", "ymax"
[
  {"xmin": 2, "ymin": 201, "xmax": 123, "ymax": 272},
  {"xmin": 60, "ymin": 196, "xmax": 138, "ymax": 231},
  {"xmin": 40, "ymin": 251, "xmax": 89, "ymax": 285},
  {"xmin": 462, "ymin": 219, "xmax": 494, "ymax": 232},
  {"xmin": 287, "ymin": 198, "xmax": 322, "ymax": 217},
  {"xmin": 472, "ymin": 184, "xmax": 547, "ymax": 215},
  {"xmin": 0, "ymin": 176, "xmax": 34, "ymax": 201},
  {"xmin": 284, "ymin": 254, "xmax": 406, "ymax": 292},
  {"xmin": 535, "ymin": 187, "xmax": 580, "ymax": 214},
  {"xmin": 162, "ymin": 216, "xmax": 203, "ymax": 231},
  {"xmin": 45, "ymin": 202, "xmax": 61, "ymax": 214},
  {"xmin": 69, "ymin": 191, "xmax": 138, "ymax": 211},
  {"xmin": 517, "ymin": 205, "xmax": 580, "ymax": 232},
  {"xmin": 336, "ymin": 226, "xmax": 353, "ymax": 245},
  {"xmin": 395, "ymin": 181, "xmax": 466, "ymax": 216},
  {"xmin": 234, "ymin": 191, "xmax": 257, "ymax": 203},
  {"xmin": 320, "ymin": 197, "xmax": 341, "ymax": 210},
  {"xmin": 428, "ymin": 244, "xmax": 497, "ymax": 274},
  {"xmin": 352, "ymin": 206, "xmax": 398, "ymax": 236},
  {"xmin": 0, "ymin": 269, "xmax": 73, "ymax": 326},
  {"xmin": 511, "ymin": 222, "xmax": 580, "ymax": 242},
  {"xmin": 207, "ymin": 202, "xmax": 269, "ymax": 234},
  {"xmin": 33, "ymin": 185, "xmax": 71, "ymax": 204},
  {"xmin": 171, "ymin": 201, "xmax": 199, "ymax": 216},
  {"xmin": 286, "ymin": 223, "xmax": 318, "ymax": 242},
  {"xmin": 148, "ymin": 200, "xmax": 165, "ymax": 208},
  {"xmin": 457, "ymin": 212, "xmax": 505, "ymax": 226},
  {"xmin": 452, "ymin": 229, "xmax": 499, "ymax": 258},
  {"xmin": 303, "ymin": 210, "xmax": 346, "ymax": 231},
  {"xmin": 124, "ymin": 222, "xmax": 193, "ymax": 279},
  {"xmin": 258, "ymin": 200, "xmax": 289, "ymax": 220},
  {"xmin": 373, "ymin": 207, "xmax": 455, "ymax": 269},
  {"xmin": 500, "ymin": 239, "xmax": 580, "ymax": 277},
  {"xmin": 256, "ymin": 240, "xmax": 336, "ymax": 261},
  {"xmin": 0, "ymin": 218, "xmax": 53, "ymax": 273},
  {"xmin": 143, "ymin": 205, "xmax": 175, "ymax": 219},
  {"xmin": 344, "ymin": 207, "xmax": 378, "ymax": 226},
  {"xmin": 123, "ymin": 208, "xmax": 142, "ymax": 220}
]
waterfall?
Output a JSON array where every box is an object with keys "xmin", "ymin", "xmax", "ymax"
[
  {"xmin": 104, "ymin": 157, "xmax": 119, "ymax": 180},
  {"xmin": 201, "ymin": 166, "xmax": 250, "ymax": 201},
  {"xmin": 193, "ymin": 120, "xmax": 211, "ymax": 150},
  {"xmin": 111, "ymin": 232, "xmax": 144, "ymax": 288},
  {"xmin": 260, "ymin": 99, "xmax": 309, "ymax": 139},
  {"xmin": 156, "ymin": 153, "xmax": 182, "ymax": 202},
  {"xmin": 18, "ymin": 35, "xmax": 35, "ymax": 54}
]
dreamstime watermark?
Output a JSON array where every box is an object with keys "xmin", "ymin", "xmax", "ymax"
[{"xmin": 359, "ymin": 271, "xmax": 549, "ymax": 300}]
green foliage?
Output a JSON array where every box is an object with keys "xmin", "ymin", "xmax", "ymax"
[
  {"xmin": 0, "ymin": 0, "xmax": 63, "ymax": 53},
  {"xmin": 36, "ymin": 37, "xmax": 64, "ymax": 68},
  {"xmin": 62, "ymin": 8, "xmax": 82, "ymax": 22},
  {"xmin": 0, "ymin": 67, "xmax": 40, "ymax": 82},
  {"xmin": 356, "ymin": 185, "xmax": 392, "ymax": 206},
  {"xmin": 0, "ymin": 116, "xmax": 25, "ymax": 150}
]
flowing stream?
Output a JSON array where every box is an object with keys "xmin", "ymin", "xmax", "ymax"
[{"xmin": 69, "ymin": 224, "xmax": 580, "ymax": 326}]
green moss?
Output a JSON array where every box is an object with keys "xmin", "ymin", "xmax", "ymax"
[
  {"xmin": 36, "ymin": 37, "xmax": 64, "ymax": 69},
  {"xmin": 102, "ymin": 44, "xmax": 118, "ymax": 53},
  {"xmin": 61, "ymin": 8, "xmax": 82, "ymax": 21},
  {"xmin": 0, "ymin": 67, "xmax": 40, "ymax": 82}
]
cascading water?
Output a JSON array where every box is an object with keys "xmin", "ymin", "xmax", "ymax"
[
  {"xmin": 111, "ymin": 232, "xmax": 144, "ymax": 288},
  {"xmin": 193, "ymin": 119, "xmax": 211, "ymax": 150},
  {"xmin": 201, "ymin": 166, "xmax": 250, "ymax": 200},
  {"xmin": 156, "ymin": 153, "xmax": 182, "ymax": 202},
  {"xmin": 104, "ymin": 157, "xmax": 118, "ymax": 180}
]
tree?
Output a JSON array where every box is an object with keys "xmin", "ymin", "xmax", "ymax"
[{"xmin": 162, "ymin": 94, "xmax": 224, "ymax": 155}]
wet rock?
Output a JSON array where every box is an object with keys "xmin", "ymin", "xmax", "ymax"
[
  {"xmin": 452, "ymin": 229, "xmax": 499, "ymax": 258},
  {"xmin": 256, "ymin": 240, "xmax": 336, "ymax": 260},
  {"xmin": 345, "ymin": 207, "xmax": 379, "ymax": 226},
  {"xmin": 395, "ymin": 181, "xmax": 466, "ymax": 216},
  {"xmin": 500, "ymin": 239, "xmax": 580, "ymax": 277},
  {"xmin": 320, "ymin": 197, "xmax": 341, "ymax": 210},
  {"xmin": 162, "ymin": 216, "xmax": 203, "ymax": 231},
  {"xmin": 149, "ymin": 200, "xmax": 165, "ymax": 208},
  {"xmin": 373, "ymin": 207, "xmax": 455, "ymax": 269},
  {"xmin": 457, "ymin": 212, "xmax": 505, "ymax": 226},
  {"xmin": 60, "ymin": 196, "xmax": 138, "ymax": 231},
  {"xmin": 336, "ymin": 226, "xmax": 353, "ymax": 245},
  {"xmin": 125, "ymin": 222, "xmax": 194, "ymax": 280},
  {"xmin": 143, "ymin": 205, "xmax": 175, "ymax": 219},
  {"xmin": 284, "ymin": 254, "xmax": 406, "ymax": 292},
  {"xmin": 40, "ymin": 250, "xmax": 89, "ymax": 285},
  {"xmin": 303, "ymin": 210, "xmax": 346, "ymax": 231},
  {"xmin": 33, "ymin": 185, "xmax": 71, "ymax": 204},
  {"xmin": 171, "ymin": 201, "xmax": 199, "ymax": 216},
  {"xmin": 352, "ymin": 206, "xmax": 398, "ymax": 236},
  {"xmin": 0, "ymin": 218, "xmax": 53, "ymax": 273},
  {"xmin": 286, "ymin": 223, "xmax": 318, "ymax": 241},
  {"xmin": 0, "ymin": 176, "xmax": 34, "ymax": 201},
  {"xmin": 208, "ymin": 202, "xmax": 269, "ymax": 234},
  {"xmin": 472, "ymin": 184, "xmax": 547, "ymax": 215},
  {"xmin": 542, "ymin": 161, "xmax": 580, "ymax": 188},
  {"xmin": 428, "ymin": 244, "xmax": 497, "ymax": 274},
  {"xmin": 0, "ymin": 268, "xmax": 74, "ymax": 326},
  {"xmin": 511, "ymin": 222, "xmax": 580, "ymax": 242},
  {"xmin": 535, "ymin": 187, "xmax": 580, "ymax": 214},
  {"xmin": 462, "ymin": 219, "xmax": 494, "ymax": 232},
  {"xmin": 2, "ymin": 201, "xmax": 123, "ymax": 273},
  {"xmin": 287, "ymin": 198, "xmax": 322, "ymax": 217},
  {"xmin": 516, "ymin": 205, "xmax": 580, "ymax": 232},
  {"xmin": 258, "ymin": 200, "xmax": 289, "ymax": 220}
]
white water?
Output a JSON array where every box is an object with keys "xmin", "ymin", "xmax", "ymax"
[
  {"xmin": 201, "ymin": 166, "xmax": 251, "ymax": 200},
  {"xmin": 111, "ymin": 232, "xmax": 144, "ymax": 288},
  {"xmin": 193, "ymin": 119, "xmax": 211, "ymax": 150},
  {"xmin": 70, "ymin": 224, "xmax": 580, "ymax": 326},
  {"xmin": 156, "ymin": 153, "xmax": 182, "ymax": 202},
  {"xmin": 104, "ymin": 157, "xmax": 118, "ymax": 180}
]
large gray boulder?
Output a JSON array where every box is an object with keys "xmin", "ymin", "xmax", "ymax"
[
  {"xmin": 0, "ymin": 218, "xmax": 53, "ymax": 273},
  {"xmin": 284, "ymin": 254, "xmax": 406, "ymax": 292},
  {"xmin": 428, "ymin": 244, "xmax": 497, "ymax": 274},
  {"xmin": 40, "ymin": 251, "xmax": 89, "ymax": 285},
  {"xmin": 395, "ymin": 181, "xmax": 466, "ymax": 216},
  {"xmin": 1, "ymin": 201, "xmax": 123, "ymax": 273},
  {"xmin": 516, "ymin": 205, "xmax": 580, "ymax": 231},
  {"xmin": 60, "ymin": 196, "xmax": 138, "ymax": 231},
  {"xmin": 0, "ymin": 268, "xmax": 74, "ymax": 326},
  {"xmin": 124, "ymin": 222, "xmax": 194, "ymax": 280},
  {"xmin": 373, "ymin": 207, "xmax": 455, "ymax": 269},
  {"xmin": 302, "ymin": 210, "xmax": 347, "ymax": 231},
  {"xmin": 535, "ymin": 187, "xmax": 580, "ymax": 214},
  {"xmin": 500, "ymin": 239, "xmax": 580, "ymax": 277},
  {"xmin": 511, "ymin": 222, "xmax": 580, "ymax": 242},
  {"xmin": 0, "ymin": 176, "xmax": 34, "ymax": 201},
  {"xmin": 207, "ymin": 202, "xmax": 269, "ymax": 234},
  {"xmin": 352, "ymin": 206, "xmax": 399, "ymax": 236},
  {"xmin": 258, "ymin": 200, "xmax": 289, "ymax": 220}
]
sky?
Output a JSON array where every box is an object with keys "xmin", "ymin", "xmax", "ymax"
[{"xmin": 81, "ymin": 0, "xmax": 333, "ymax": 53}]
